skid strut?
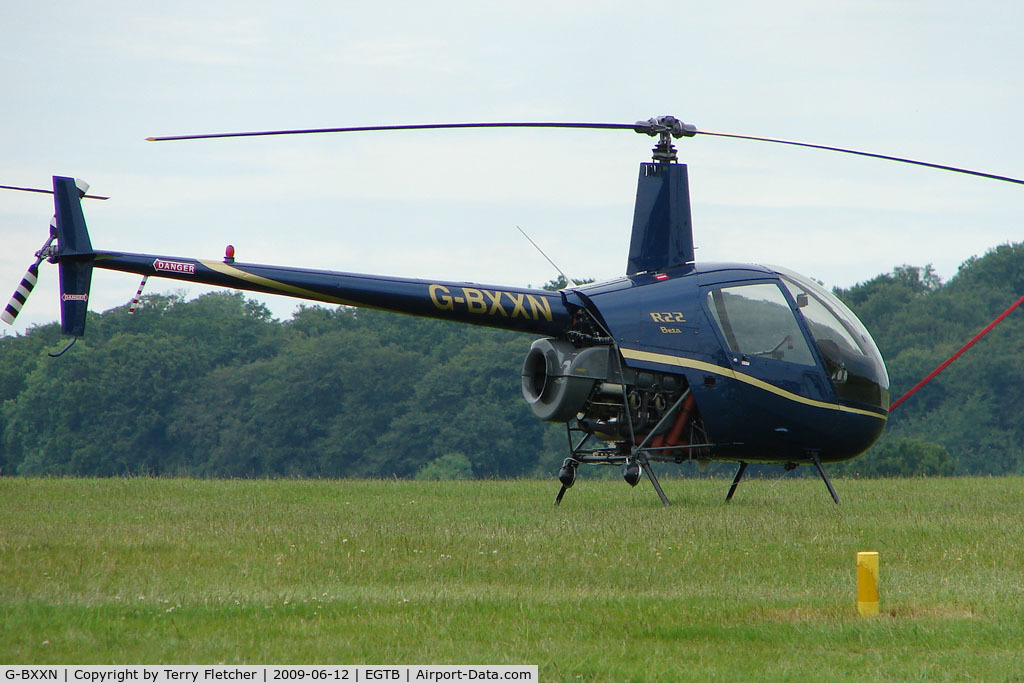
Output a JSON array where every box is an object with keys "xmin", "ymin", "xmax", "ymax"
[
  {"xmin": 810, "ymin": 453, "xmax": 841, "ymax": 505},
  {"xmin": 638, "ymin": 453, "xmax": 671, "ymax": 507},
  {"xmin": 725, "ymin": 461, "xmax": 748, "ymax": 502}
]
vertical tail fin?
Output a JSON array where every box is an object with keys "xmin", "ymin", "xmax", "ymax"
[
  {"xmin": 53, "ymin": 176, "xmax": 95, "ymax": 337},
  {"xmin": 625, "ymin": 163, "xmax": 694, "ymax": 276}
]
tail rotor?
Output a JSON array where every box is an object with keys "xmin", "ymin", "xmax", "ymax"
[
  {"xmin": 2, "ymin": 263, "xmax": 42, "ymax": 327},
  {"xmin": 1, "ymin": 218, "xmax": 58, "ymax": 328},
  {"xmin": 1, "ymin": 177, "xmax": 98, "ymax": 341}
]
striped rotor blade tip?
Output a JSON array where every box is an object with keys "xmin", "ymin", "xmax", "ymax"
[
  {"xmin": 128, "ymin": 275, "xmax": 149, "ymax": 314},
  {"xmin": 2, "ymin": 265, "xmax": 39, "ymax": 325}
]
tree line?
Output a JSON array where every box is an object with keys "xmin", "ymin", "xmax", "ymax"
[
  {"xmin": 2, "ymin": 244, "xmax": 1024, "ymax": 478},
  {"xmin": 832, "ymin": 243, "xmax": 1024, "ymax": 477},
  {"xmin": 0, "ymin": 292, "xmax": 564, "ymax": 478}
]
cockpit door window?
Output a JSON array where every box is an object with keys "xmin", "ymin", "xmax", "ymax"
[{"xmin": 705, "ymin": 282, "xmax": 816, "ymax": 366}]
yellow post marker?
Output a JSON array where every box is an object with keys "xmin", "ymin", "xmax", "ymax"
[{"xmin": 857, "ymin": 551, "xmax": 880, "ymax": 617}]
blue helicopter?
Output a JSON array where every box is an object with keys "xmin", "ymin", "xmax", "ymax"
[{"xmin": 4, "ymin": 116, "xmax": 1020, "ymax": 505}]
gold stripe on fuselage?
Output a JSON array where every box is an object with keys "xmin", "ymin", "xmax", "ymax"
[
  {"xmin": 200, "ymin": 260, "xmax": 362, "ymax": 306},
  {"xmin": 620, "ymin": 347, "xmax": 887, "ymax": 421}
]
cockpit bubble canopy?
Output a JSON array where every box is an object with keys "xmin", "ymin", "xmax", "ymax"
[{"xmin": 771, "ymin": 265, "xmax": 890, "ymax": 411}]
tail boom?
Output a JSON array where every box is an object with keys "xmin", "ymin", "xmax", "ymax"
[
  {"xmin": 35, "ymin": 174, "xmax": 571, "ymax": 338},
  {"xmin": 91, "ymin": 250, "xmax": 571, "ymax": 336}
]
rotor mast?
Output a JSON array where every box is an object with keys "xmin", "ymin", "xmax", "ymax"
[{"xmin": 625, "ymin": 117, "xmax": 698, "ymax": 275}]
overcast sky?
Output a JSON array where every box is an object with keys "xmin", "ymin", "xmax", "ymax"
[{"xmin": 3, "ymin": 1, "xmax": 1023, "ymax": 335}]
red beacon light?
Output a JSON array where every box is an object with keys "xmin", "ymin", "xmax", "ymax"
[{"xmin": 224, "ymin": 245, "xmax": 235, "ymax": 263}]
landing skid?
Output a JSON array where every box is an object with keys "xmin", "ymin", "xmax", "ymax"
[
  {"xmin": 723, "ymin": 455, "xmax": 840, "ymax": 504},
  {"xmin": 552, "ymin": 442, "xmax": 717, "ymax": 506},
  {"xmin": 552, "ymin": 434, "xmax": 722, "ymax": 506},
  {"xmin": 552, "ymin": 450, "xmax": 675, "ymax": 506},
  {"xmin": 555, "ymin": 451, "xmax": 842, "ymax": 506}
]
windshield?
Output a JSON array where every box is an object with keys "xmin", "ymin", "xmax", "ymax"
[{"xmin": 772, "ymin": 266, "xmax": 889, "ymax": 410}]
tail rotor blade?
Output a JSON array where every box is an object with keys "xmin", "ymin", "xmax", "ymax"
[
  {"xmin": 1, "ymin": 264, "xmax": 40, "ymax": 326},
  {"xmin": 128, "ymin": 275, "xmax": 149, "ymax": 314}
]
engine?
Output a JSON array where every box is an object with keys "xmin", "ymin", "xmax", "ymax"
[{"xmin": 521, "ymin": 337, "xmax": 696, "ymax": 446}]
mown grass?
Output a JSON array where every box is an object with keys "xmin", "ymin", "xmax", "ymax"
[{"xmin": 1, "ymin": 476, "xmax": 1023, "ymax": 679}]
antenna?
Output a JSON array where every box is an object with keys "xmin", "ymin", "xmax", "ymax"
[{"xmin": 516, "ymin": 226, "xmax": 577, "ymax": 289}]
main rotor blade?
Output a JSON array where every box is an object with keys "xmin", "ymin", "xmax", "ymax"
[
  {"xmin": 145, "ymin": 117, "xmax": 1024, "ymax": 186},
  {"xmin": 695, "ymin": 129, "xmax": 1024, "ymax": 186},
  {"xmin": 0, "ymin": 184, "xmax": 109, "ymax": 200},
  {"xmin": 146, "ymin": 121, "xmax": 638, "ymax": 142}
]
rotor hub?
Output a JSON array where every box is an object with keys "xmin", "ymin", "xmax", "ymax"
[{"xmin": 634, "ymin": 116, "xmax": 697, "ymax": 163}]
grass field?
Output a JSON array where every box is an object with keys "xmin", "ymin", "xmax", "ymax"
[{"xmin": 1, "ymin": 476, "xmax": 1023, "ymax": 679}]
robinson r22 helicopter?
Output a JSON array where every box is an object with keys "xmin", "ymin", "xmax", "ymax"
[{"xmin": 5, "ymin": 116, "xmax": 1023, "ymax": 505}]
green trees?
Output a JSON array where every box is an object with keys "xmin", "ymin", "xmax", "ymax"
[
  {"xmin": 2, "ymin": 292, "xmax": 284, "ymax": 476},
  {"xmin": 0, "ymin": 292, "xmax": 559, "ymax": 478},
  {"xmin": 835, "ymin": 244, "xmax": 1024, "ymax": 476},
  {"xmin": 834, "ymin": 438, "xmax": 955, "ymax": 477}
]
